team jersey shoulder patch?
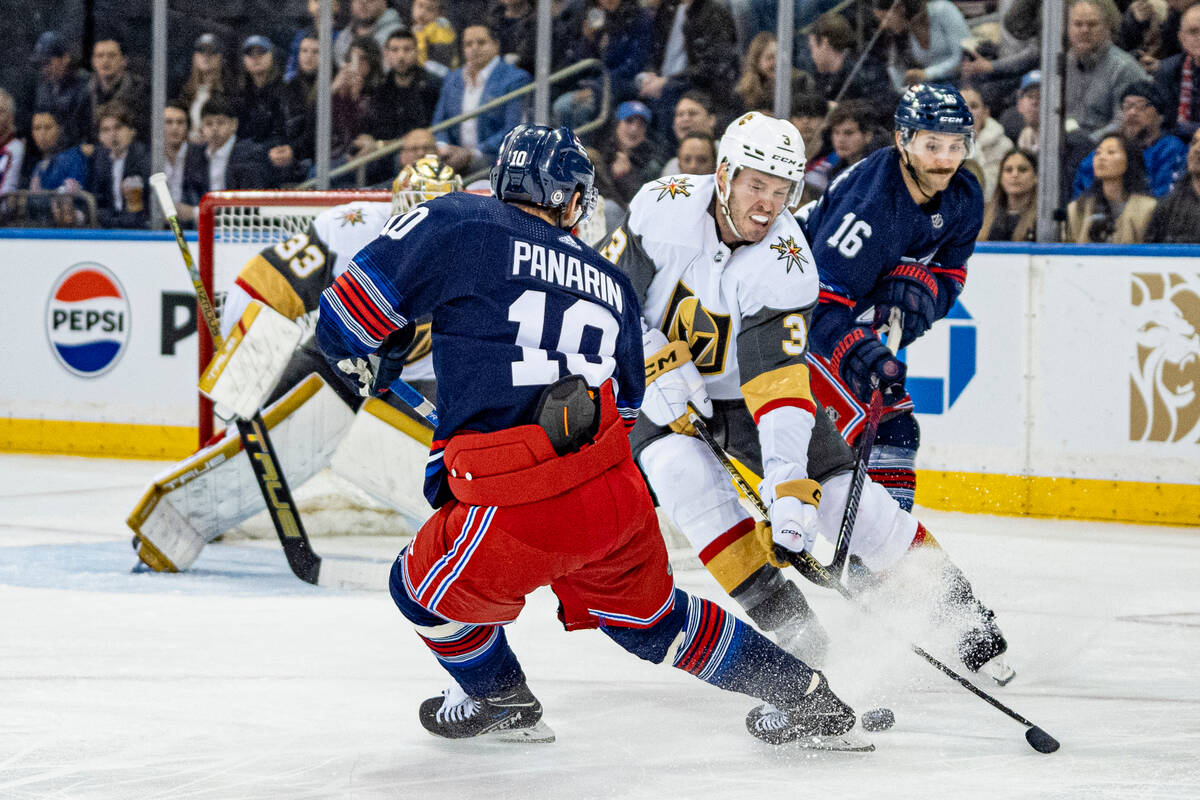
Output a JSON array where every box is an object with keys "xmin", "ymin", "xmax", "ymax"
[
  {"xmin": 652, "ymin": 174, "xmax": 695, "ymax": 201},
  {"xmin": 336, "ymin": 207, "xmax": 368, "ymax": 227},
  {"xmin": 769, "ymin": 234, "xmax": 810, "ymax": 274}
]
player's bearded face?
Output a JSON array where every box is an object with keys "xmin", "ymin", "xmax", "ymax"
[
  {"xmin": 723, "ymin": 167, "xmax": 792, "ymax": 242},
  {"xmin": 900, "ymin": 131, "xmax": 968, "ymax": 193}
]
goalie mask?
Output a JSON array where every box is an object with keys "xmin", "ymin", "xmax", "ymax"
[
  {"xmin": 391, "ymin": 156, "xmax": 463, "ymax": 216},
  {"xmin": 714, "ymin": 112, "xmax": 806, "ymax": 240}
]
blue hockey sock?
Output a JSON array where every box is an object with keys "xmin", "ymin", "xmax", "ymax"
[
  {"xmin": 602, "ymin": 589, "xmax": 818, "ymax": 708},
  {"xmin": 869, "ymin": 413, "xmax": 920, "ymax": 511},
  {"xmin": 390, "ymin": 552, "xmax": 524, "ymax": 698}
]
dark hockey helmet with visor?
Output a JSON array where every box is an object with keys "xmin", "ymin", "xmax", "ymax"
[
  {"xmin": 894, "ymin": 83, "xmax": 976, "ymax": 160},
  {"xmin": 491, "ymin": 124, "xmax": 598, "ymax": 228}
]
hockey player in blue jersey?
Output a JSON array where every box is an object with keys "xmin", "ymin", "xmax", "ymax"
[
  {"xmin": 314, "ymin": 124, "xmax": 867, "ymax": 748},
  {"xmin": 801, "ymin": 83, "xmax": 983, "ymax": 514}
]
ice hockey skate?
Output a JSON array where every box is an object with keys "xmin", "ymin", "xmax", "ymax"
[
  {"xmin": 418, "ymin": 682, "xmax": 556, "ymax": 743},
  {"xmin": 958, "ymin": 608, "xmax": 1016, "ymax": 686},
  {"xmin": 745, "ymin": 673, "xmax": 870, "ymax": 751}
]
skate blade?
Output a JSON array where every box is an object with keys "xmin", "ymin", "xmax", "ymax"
[
  {"xmin": 791, "ymin": 732, "xmax": 874, "ymax": 752},
  {"xmin": 488, "ymin": 719, "xmax": 556, "ymax": 744},
  {"xmin": 988, "ymin": 658, "xmax": 1017, "ymax": 687}
]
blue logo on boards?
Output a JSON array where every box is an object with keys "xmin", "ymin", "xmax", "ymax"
[
  {"xmin": 45, "ymin": 263, "xmax": 130, "ymax": 377},
  {"xmin": 901, "ymin": 300, "xmax": 975, "ymax": 414}
]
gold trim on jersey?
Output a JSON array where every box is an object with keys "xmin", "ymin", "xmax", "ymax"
[
  {"xmin": 661, "ymin": 281, "xmax": 732, "ymax": 375},
  {"xmin": 702, "ymin": 528, "xmax": 770, "ymax": 593},
  {"xmin": 238, "ymin": 254, "xmax": 306, "ymax": 319},
  {"xmin": 404, "ymin": 322, "xmax": 432, "ymax": 365},
  {"xmin": 740, "ymin": 363, "xmax": 814, "ymax": 419}
]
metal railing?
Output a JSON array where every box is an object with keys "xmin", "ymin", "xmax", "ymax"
[
  {"xmin": 295, "ymin": 58, "xmax": 611, "ymax": 190},
  {"xmin": 0, "ymin": 191, "xmax": 98, "ymax": 228}
]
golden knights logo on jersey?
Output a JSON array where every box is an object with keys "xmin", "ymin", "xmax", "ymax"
[
  {"xmin": 337, "ymin": 208, "xmax": 367, "ymax": 227},
  {"xmin": 769, "ymin": 235, "xmax": 809, "ymax": 274},
  {"xmin": 661, "ymin": 281, "xmax": 732, "ymax": 374},
  {"xmin": 653, "ymin": 176, "xmax": 693, "ymax": 201}
]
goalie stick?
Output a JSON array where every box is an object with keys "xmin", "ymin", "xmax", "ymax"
[
  {"xmin": 150, "ymin": 173, "xmax": 321, "ymax": 584},
  {"xmin": 685, "ymin": 410, "xmax": 1061, "ymax": 754}
]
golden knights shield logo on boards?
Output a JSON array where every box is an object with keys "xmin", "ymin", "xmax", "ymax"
[
  {"xmin": 1130, "ymin": 272, "xmax": 1200, "ymax": 442},
  {"xmin": 661, "ymin": 281, "xmax": 731, "ymax": 374}
]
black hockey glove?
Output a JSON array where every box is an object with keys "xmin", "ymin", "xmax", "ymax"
[
  {"xmin": 873, "ymin": 264, "xmax": 938, "ymax": 349},
  {"xmin": 370, "ymin": 326, "xmax": 416, "ymax": 395},
  {"xmin": 834, "ymin": 328, "xmax": 906, "ymax": 405}
]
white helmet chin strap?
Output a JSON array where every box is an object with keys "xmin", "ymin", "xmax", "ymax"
[{"xmin": 715, "ymin": 163, "xmax": 747, "ymax": 242}]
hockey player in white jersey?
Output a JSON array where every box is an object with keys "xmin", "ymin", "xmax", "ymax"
[
  {"xmin": 128, "ymin": 158, "xmax": 461, "ymax": 574},
  {"xmin": 601, "ymin": 112, "xmax": 1012, "ymax": 681}
]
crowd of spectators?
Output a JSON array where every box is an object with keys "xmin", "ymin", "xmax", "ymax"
[{"xmin": 0, "ymin": 0, "xmax": 1197, "ymax": 243}]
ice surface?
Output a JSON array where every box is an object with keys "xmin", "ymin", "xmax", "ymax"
[{"xmin": 1, "ymin": 453, "xmax": 1198, "ymax": 799}]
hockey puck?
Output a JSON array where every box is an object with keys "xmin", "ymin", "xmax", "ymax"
[{"xmin": 861, "ymin": 707, "xmax": 895, "ymax": 732}]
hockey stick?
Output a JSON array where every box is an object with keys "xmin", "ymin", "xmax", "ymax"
[
  {"xmin": 685, "ymin": 410, "xmax": 1060, "ymax": 754},
  {"xmin": 828, "ymin": 307, "xmax": 903, "ymax": 579},
  {"xmin": 150, "ymin": 173, "xmax": 322, "ymax": 585}
]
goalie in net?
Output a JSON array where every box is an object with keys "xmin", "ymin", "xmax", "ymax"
[{"xmin": 128, "ymin": 157, "xmax": 462, "ymax": 573}]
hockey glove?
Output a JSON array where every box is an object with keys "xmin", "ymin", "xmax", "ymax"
[
  {"xmin": 768, "ymin": 479, "xmax": 824, "ymax": 562},
  {"xmin": 370, "ymin": 326, "xmax": 416, "ymax": 395},
  {"xmin": 336, "ymin": 356, "xmax": 376, "ymax": 398},
  {"xmin": 642, "ymin": 327, "xmax": 712, "ymax": 435},
  {"xmin": 833, "ymin": 328, "xmax": 906, "ymax": 405},
  {"xmin": 873, "ymin": 264, "xmax": 938, "ymax": 349}
]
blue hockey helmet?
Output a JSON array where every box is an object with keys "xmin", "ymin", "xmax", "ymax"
[
  {"xmin": 490, "ymin": 124, "xmax": 598, "ymax": 227},
  {"xmin": 895, "ymin": 83, "xmax": 974, "ymax": 135}
]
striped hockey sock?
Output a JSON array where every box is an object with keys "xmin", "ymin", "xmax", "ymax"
[
  {"xmin": 414, "ymin": 621, "xmax": 525, "ymax": 699},
  {"xmin": 867, "ymin": 444, "xmax": 916, "ymax": 512}
]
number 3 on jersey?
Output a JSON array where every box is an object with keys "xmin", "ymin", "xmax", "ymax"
[
  {"xmin": 826, "ymin": 212, "xmax": 872, "ymax": 258},
  {"xmin": 508, "ymin": 289, "xmax": 618, "ymax": 387}
]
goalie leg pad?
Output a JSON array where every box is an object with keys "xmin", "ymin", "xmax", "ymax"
[
  {"xmin": 330, "ymin": 396, "xmax": 435, "ymax": 528},
  {"xmin": 200, "ymin": 300, "xmax": 303, "ymax": 420},
  {"xmin": 129, "ymin": 374, "xmax": 354, "ymax": 571},
  {"xmin": 817, "ymin": 470, "xmax": 918, "ymax": 572}
]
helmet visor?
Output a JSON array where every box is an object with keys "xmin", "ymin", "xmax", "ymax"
[{"xmin": 898, "ymin": 128, "xmax": 976, "ymax": 162}]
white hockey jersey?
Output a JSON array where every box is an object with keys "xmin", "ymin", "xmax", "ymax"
[{"xmin": 603, "ymin": 173, "xmax": 820, "ymax": 400}]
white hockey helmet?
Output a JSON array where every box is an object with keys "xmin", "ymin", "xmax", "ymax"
[
  {"xmin": 391, "ymin": 156, "xmax": 463, "ymax": 216},
  {"xmin": 716, "ymin": 112, "xmax": 806, "ymax": 211}
]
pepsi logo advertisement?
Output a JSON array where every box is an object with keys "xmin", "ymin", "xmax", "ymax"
[{"xmin": 45, "ymin": 263, "xmax": 131, "ymax": 378}]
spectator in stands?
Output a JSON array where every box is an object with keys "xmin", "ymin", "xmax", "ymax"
[
  {"xmin": 636, "ymin": 0, "xmax": 740, "ymax": 129},
  {"xmin": 89, "ymin": 103, "xmax": 150, "ymax": 229},
  {"xmin": 398, "ymin": 126, "xmax": 439, "ymax": 167},
  {"xmin": 286, "ymin": 0, "xmax": 342, "ymax": 82},
  {"xmin": 963, "ymin": 86, "xmax": 1014, "ymax": 198},
  {"xmin": 331, "ymin": 35, "xmax": 385, "ymax": 160},
  {"xmin": 1120, "ymin": 0, "xmax": 1193, "ymax": 72},
  {"xmin": 1012, "ymin": 70, "xmax": 1098, "ymax": 204},
  {"xmin": 790, "ymin": 92, "xmax": 829, "ymax": 164},
  {"xmin": 1066, "ymin": 134, "xmax": 1157, "ymax": 242},
  {"xmin": 1073, "ymin": 82, "xmax": 1188, "ymax": 198},
  {"xmin": 183, "ymin": 97, "xmax": 278, "ymax": 214},
  {"xmin": 873, "ymin": 0, "xmax": 970, "ymax": 91},
  {"xmin": 177, "ymin": 34, "xmax": 235, "ymax": 146},
  {"xmin": 0, "ymin": 89, "xmax": 25, "ymax": 193},
  {"xmin": 658, "ymin": 90, "xmax": 718, "ymax": 175},
  {"xmin": 805, "ymin": 11, "xmax": 892, "ymax": 105},
  {"xmin": 676, "ymin": 130, "xmax": 716, "ymax": 174},
  {"xmin": 86, "ymin": 36, "xmax": 149, "ymax": 144},
  {"xmin": 591, "ymin": 100, "xmax": 662, "ymax": 204},
  {"xmin": 364, "ymin": 29, "xmax": 443, "ymax": 147},
  {"xmin": 277, "ymin": 35, "xmax": 320, "ymax": 181},
  {"xmin": 31, "ymin": 31, "xmax": 90, "ymax": 147},
  {"xmin": 334, "ymin": 0, "xmax": 405, "ymax": 65},
  {"xmin": 234, "ymin": 36, "xmax": 289, "ymax": 148},
  {"xmin": 554, "ymin": 0, "xmax": 653, "ymax": 129},
  {"xmin": 1144, "ymin": 127, "xmax": 1200, "ymax": 241},
  {"xmin": 432, "ymin": 24, "xmax": 531, "ymax": 173},
  {"xmin": 735, "ymin": 32, "xmax": 815, "ymax": 113},
  {"xmin": 491, "ymin": 0, "xmax": 535, "ymax": 73},
  {"xmin": 411, "ymin": 0, "xmax": 458, "ymax": 77},
  {"xmin": 27, "ymin": 109, "xmax": 88, "ymax": 192},
  {"xmin": 959, "ymin": 10, "xmax": 1041, "ymax": 111},
  {"xmin": 979, "ymin": 148, "xmax": 1038, "ymax": 242},
  {"xmin": 1154, "ymin": 2, "xmax": 1200, "ymax": 141},
  {"xmin": 1065, "ymin": 0, "xmax": 1146, "ymax": 140},
  {"xmin": 162, "ymin": 101, "xmax": 191, "ymax": 212},
  {"xmin": 805, "ymin": 99, "xmax": 878, "ymax": 198}
]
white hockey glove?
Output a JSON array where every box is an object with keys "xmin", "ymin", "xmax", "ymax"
[
  {"xmin": 641, "ymin": 327, "xmax": 712, "ymax": 436},
  {"xmin": 336, "ymin": 356, "xmax": 377, "ymax": 398},
  {"xmin": 198, "ymin": 300, "xmax": 301, "ymax": 420},
  {"xmin": 764, "ymin": 479, "xmax": 823, "ymax": 566}
]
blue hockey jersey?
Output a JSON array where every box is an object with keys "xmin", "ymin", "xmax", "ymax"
[
  {"xmin": 800, "ymin": 147, "xmax": 983, "ymax": 358},
  {"xmin": 316, "ymin": 192, "xmax": 645, "ymax": 506}
]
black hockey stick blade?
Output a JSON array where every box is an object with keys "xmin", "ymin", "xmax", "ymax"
[
  {"xmin": 236, "ymin": 414, "xmax": 321, "ymax": 584},
  {"xmin": 1025, "ymin": 726, "xmax": 1060, "ymax": 754}
]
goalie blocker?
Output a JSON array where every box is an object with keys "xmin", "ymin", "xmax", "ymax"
[{"xmin": 199, "ymin": 300, "xmax": 302, "ymax": 420}]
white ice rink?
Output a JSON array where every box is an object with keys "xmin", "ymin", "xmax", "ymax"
[{"xmin": 1, "ymin": 452, "xmax": 1198, "ymax": 800}]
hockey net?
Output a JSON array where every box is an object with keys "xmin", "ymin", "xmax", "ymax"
[{"xmin": 195, "ymin": 190, "xmax": 695, "ymax": 558}]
